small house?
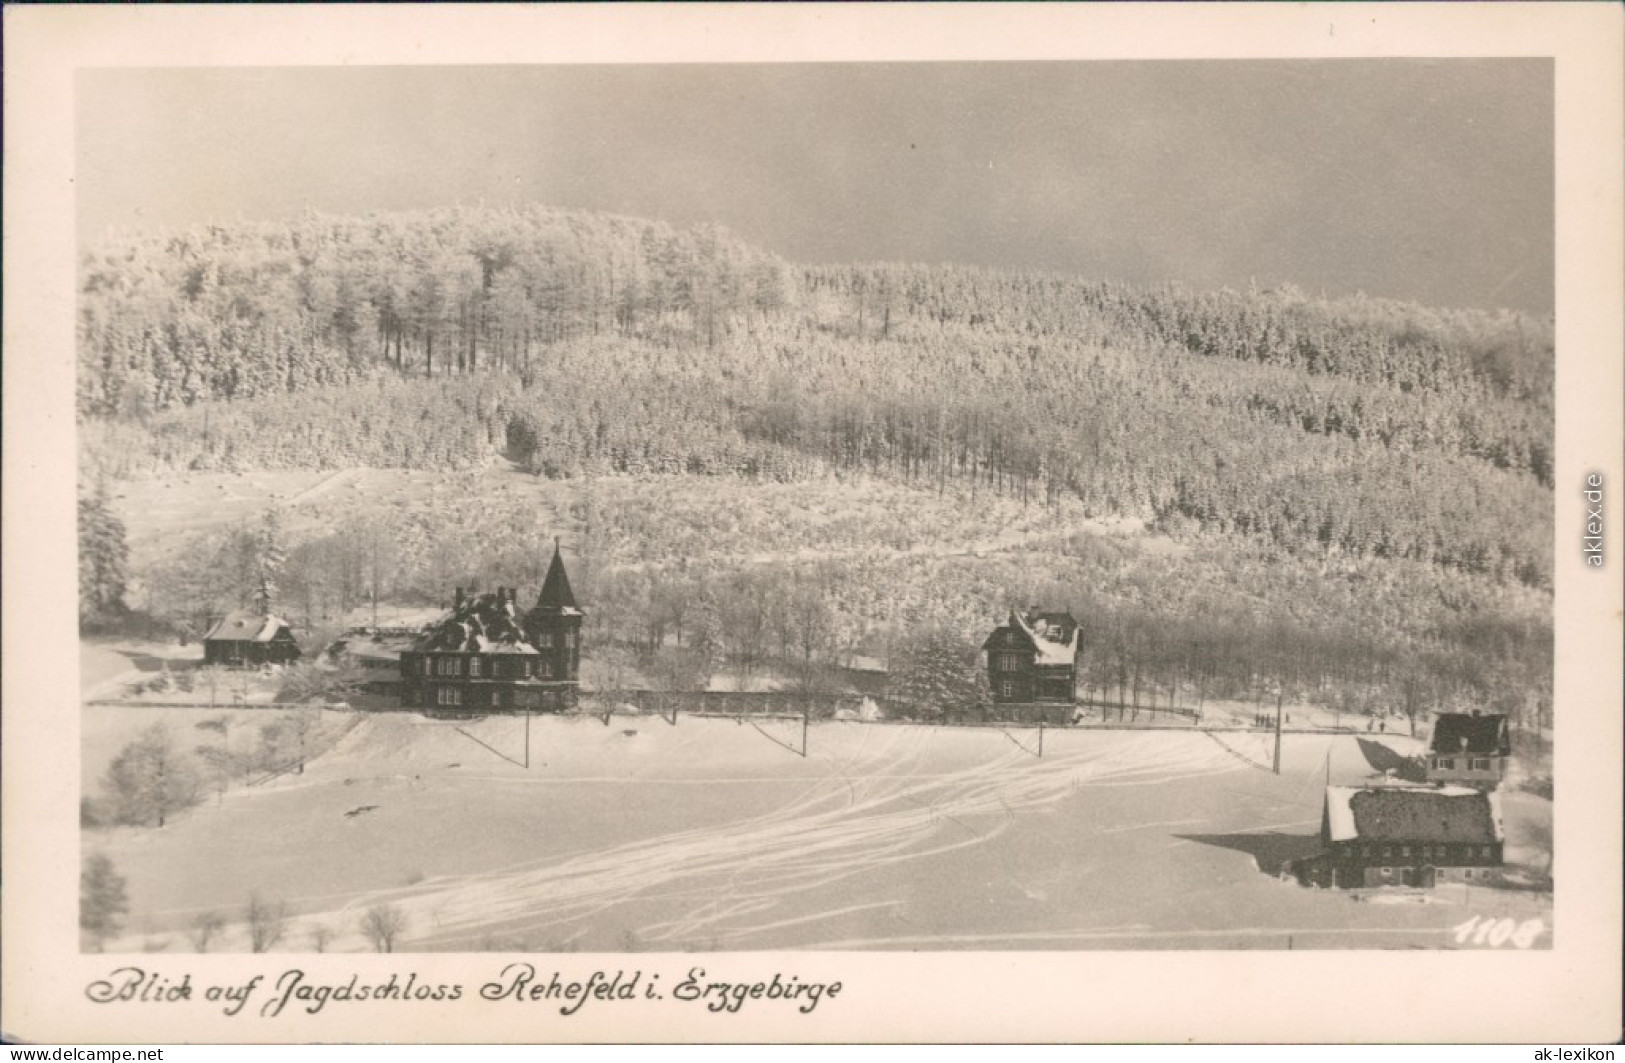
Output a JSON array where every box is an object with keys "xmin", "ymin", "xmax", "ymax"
[
  {"xmin": 1426, "ymin": 712, "xmax": 1511, "ymax": 788},
  {"xmin": 1293, "ymin": 784, "xmax": 1504, "ymax": 889},
  {"xmin": 202, "ymin": 611, "xmax": 302, "ymax": 668},
  {"xmin": 981, "ymin": 608, "xmax": 1081, "ymax": 725}
]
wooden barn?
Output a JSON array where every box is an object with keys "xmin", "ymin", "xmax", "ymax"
[
  {"xmin": 1292, "ymin": 784, "xmax": 1504, "ymax": 889},
  {"xmin": 1426, "ymin": 712, "xmax": 1512, "ymax": 789},
  {"xmin": 981, "ymin": 608, "xmax": 1081, "ymax": 725},
  {"xmin": 202, "ymin": 611, "xmax": 302, "ymax": 668},
  {"xmin": 399, "ymin": 544, "xmax": 583, "ymax": 716}
]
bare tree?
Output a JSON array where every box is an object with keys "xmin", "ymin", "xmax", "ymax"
[
  {"xmin": 245, "ymin": 892, "xmax": 289, "ymax": 953},
  {"xmin": 360, "ymin": 904, "xmax": 408, "ymax": 953},
  {"xmin": 102, "ymin": 724, "xmax": 202, "ymax": 827},
  {"xmin": 188, "ymin": 911, "xmax": 225, "ymax": 953},
  {"xmin": 307, "ymin": 921, "xmax": 335, "ymax": 954}
]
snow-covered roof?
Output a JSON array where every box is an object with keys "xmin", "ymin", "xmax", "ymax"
[
  {"xmin": 413, "ymin": 591, "xmax": 540, "ymax": 654},
  {"xmin": 1324, "ymin": 785, "xmax": 1503, "ymax": 844},
  {"xmin": 339, "ymin": 637, "xmax": 416, "ymax": 662},
  {"xmin": 1011, "ymin": 612, "xmax": 1079, "ymax": 667},
  {"xmin": 204, "ymin": 611, "xmax": 292, "ymax": 642},
  {"xmin": 479, "ymin": 640, "xmax": 540, "ymax": 655}
]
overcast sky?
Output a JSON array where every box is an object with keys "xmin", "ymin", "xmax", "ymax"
[{"xmin": 77, "ymin": 61, "xmax": 1552, "ymax": 315}]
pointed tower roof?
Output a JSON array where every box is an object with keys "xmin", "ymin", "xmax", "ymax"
[{"xmin": 534, "ymin": 540, "xmax": 580, "ymax": 613}]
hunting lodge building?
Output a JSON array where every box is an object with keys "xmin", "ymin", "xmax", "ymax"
[{"xmin": 399, "ymin": 546, "xmax": 583, "ymax": 714}]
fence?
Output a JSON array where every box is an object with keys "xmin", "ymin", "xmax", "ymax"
[{"xmin": 579, "ymin": 689, "xmax": 879, "ymax": 721}]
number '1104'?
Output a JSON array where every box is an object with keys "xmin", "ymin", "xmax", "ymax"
[{"xmin": 1453, "ymin": 916, "xmax": 1546, "ymax": 948}]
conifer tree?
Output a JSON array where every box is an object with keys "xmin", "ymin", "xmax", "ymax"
[
  {"xmin": 255, "ymin": 508, "xmax": 287, "ymax": 614},
  {"xmin": 78, "ymin": 485, "xmax": 130, "ymax": 626},
  {"xmin": 80, "ymin": 853, "xmax": 129, "ymax": 952}
]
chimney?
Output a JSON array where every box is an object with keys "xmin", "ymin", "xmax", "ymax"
[{"xmin": 454, "ymin": 587, "xmax": 465, "ymax": 610}]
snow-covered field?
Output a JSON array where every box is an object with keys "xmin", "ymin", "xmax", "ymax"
[{"xmin": 84, "ymin": 710, "xmax": 1553, "ymax": 953}]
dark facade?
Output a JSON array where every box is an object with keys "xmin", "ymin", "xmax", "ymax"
[
  {"xmin": 1425, "ymin": 712, "xmax": 1512, "ymax": 789},
  {"xmin": 202, "ymin": 612, "xmax": 302, "ymax": 667},
  {"xmin": 1294, "ymin": 784, "xmax": 1504, "ymax": 889},
  {"xmin": 399, "ymin": 545, "xmax": 584, "ymax": 716},
  {"xmin": 981, "ymin": 609, "xmax": 1080, "ymax": 724}
]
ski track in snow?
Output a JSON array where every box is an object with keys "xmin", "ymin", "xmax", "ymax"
[{"xmin": 296, "ymin": 726, "xmax": 1246, "ymax": 949}]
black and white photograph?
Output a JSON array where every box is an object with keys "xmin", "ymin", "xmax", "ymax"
[{"xmin": 5, "ymin": 2, "xmax": 1621, "ymax": 1045}]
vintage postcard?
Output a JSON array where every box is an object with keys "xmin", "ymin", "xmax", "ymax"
[{"xmin": 4, "ymin": 2, "xmax": 1621, "ymax": 1045}]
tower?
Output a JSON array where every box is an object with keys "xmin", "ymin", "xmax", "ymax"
[{"xmin": 523, "ymin": 540, "xmax": 583, "ymax": 687}]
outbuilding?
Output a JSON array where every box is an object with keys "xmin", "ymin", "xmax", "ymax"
[{"xmin": 202, "ymin": 611, "xmax": 302, "ymax": 668}]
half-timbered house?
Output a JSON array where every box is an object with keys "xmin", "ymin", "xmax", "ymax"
[
  {"xmin": 1425, "ymin": 712, "xmax": 1512, "ymax": 789},
  {"xmin": 1293, "ymin": 784, "xmax": 1504, "ymax": 889},
  {"xmin": 981, "ymin": 608, "xmax": 1081, "ymax": 724}
]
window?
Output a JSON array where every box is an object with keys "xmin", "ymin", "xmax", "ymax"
[
  {"xmin": 437, "ymin": 657, "xmax": 461, "ymax": 677},
  {"xmin": 536, "ymin": 632, "xmax": 554, "ymax": 649},
  {"xmin": 564, "ymin": 631, "xmax": 577, "ymax": 649},
  {"xmin": 538, "ymin": 660, "xmax": 553, "ymax": 679},
  {"xmin": 1479, "ymin": 846, "xmax": 1492, "ymax": 859},
  {"xmin": 1362, "ymin": 846, "xmax": 1372, "ymax": 858},
  {"xmin": 469, "ymin": 657, "xmax": 482, "ymax": 678},
  {"xmin": 1000, "ymin": 680, "xmax": 1016, "ymax": 698},
  {"xmin": 1400, "ymin": 846, "xmax": 1410, "ymax": 857},
  {"xmin": 1469, "ymin": 758, "xmax": 1491, "ymax": 771},
  {"xmin": 436, "ymin": 687, "xmax": 462, "ymax": 706}
]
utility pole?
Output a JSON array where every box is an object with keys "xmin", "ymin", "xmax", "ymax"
[
  {"xmin": 524, "ymin": 708, "xmax": 530, "ymax": 770},
  {"xmin": 1273, "ymin": 686, "xmax": 1284, "ymax": 775},
  {"xmin": 1038, "ymin": 720, "xmax": 1045, "ymax": 758},
  {"xmin": 800, "ymin": 704, "xmax": 810, "ymax": 759}
]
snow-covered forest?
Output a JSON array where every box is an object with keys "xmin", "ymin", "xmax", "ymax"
[{"xmin": 76, "ymin": 204, "xmax": 1554, "ymax": 729}]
